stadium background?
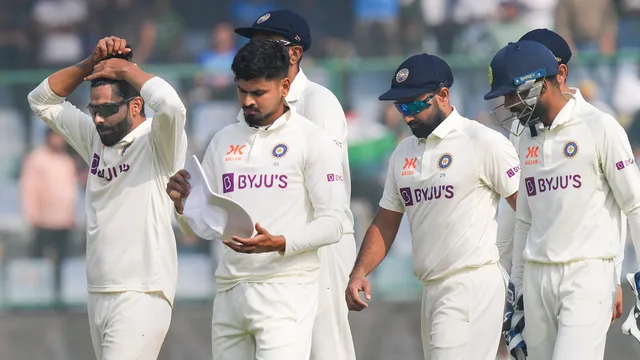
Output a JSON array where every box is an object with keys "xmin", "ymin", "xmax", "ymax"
[{"xmin": 1, "ymin": 0, "xmax": 640, "ymax": 358}]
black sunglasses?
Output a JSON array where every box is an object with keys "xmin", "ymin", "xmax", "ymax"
[{"xmin": 87, "ymin": 97, "xmax": 135, "ymax": 118}]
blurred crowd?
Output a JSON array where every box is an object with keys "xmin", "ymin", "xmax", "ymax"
[{"xmin": 2, "ymin": 0, "xmax": 640, "ymax": 304}]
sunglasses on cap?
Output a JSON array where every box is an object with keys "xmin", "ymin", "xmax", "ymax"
[
  {"xmin": 87, "ymin": 97, "xmax": 136, "ymax": 118},
  {"xmin": 393, "ymin": 91, "xmax": 439, "ymax": 117},
  {"xmin": 266, "ymin": 38, "xmax": 296, "ymax": 47}
]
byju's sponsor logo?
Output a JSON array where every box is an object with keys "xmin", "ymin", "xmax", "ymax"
[
  {"xmin": 327, "ymin": 174, "xmax": 344, "ymax": 182},
  {"xmin": 615, "ymin": 158, "xmax": 635, "ymax": 171},
  {"xmin": 399, "ymin": 185, "xmax": 455, "ymax": 207},
  {"xmin": 222, "ymin": 173, "xmax": 288, "ymax": 193},
  {"xmin": 524, "ymin": 174, "xmax": 582, "ymax": 197},
  {"xmin": 506, "ymin": 164, "xmax": 521, "ymax": 178},
  {"xmin": 90, "ymin": 153, "xmax": 130, "ymax": 182}
]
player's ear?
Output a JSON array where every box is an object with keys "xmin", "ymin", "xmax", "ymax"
[
  {"xmin": 556, "ymin": 64, "xmax": 568, "ymax": 85},
  {"xmin": 437, "ymin": 87, "xmax": 450, "ymax": 106},
  {"xmin": 289, "ymin": 46, "xmax": 303, "ymax": 66},
  {"xmin": 280, "ymin": 77, "xmax": 291, "ymax": 98},
  {"xmin": 130, "ymin": 96, "xmax": 144, "ymax": 117}
]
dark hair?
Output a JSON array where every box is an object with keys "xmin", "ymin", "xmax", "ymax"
[
  {"xmin": 231, "ymin": 39, "xmax": 290, "ymax": 82},
  {"xmin": 89, "ymin": 45, "xmax": 145, "ymax": 115}
]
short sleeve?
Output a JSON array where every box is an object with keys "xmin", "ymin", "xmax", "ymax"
[
  {"xmin": 379, "ymin": 153, "xmax": 405, "ymax": 213},
  {"xmin": 478, "ymin": 131, "xmax": 521, "ymax": 198}
]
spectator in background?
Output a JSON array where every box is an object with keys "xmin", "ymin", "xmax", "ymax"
[
  {"xmin": 614, "ymin": 0, "xmax": 640, "ymax": 51},
  {"xmin": 555, "ymin": 0, "xmax": 618, "ymax": 103},
  {"xmin": 32, "ymin": 0, "xmax": 88, "ymax": 67},
  {"xmin": 90, "ymin": 0, "xmax": 156, "ymax": 64},
  {"xmin": 353, "ymin": 0, "xmax": 400, "ymax": 57},
  {"xmin": 19, "ymin": 128, "xmax": 78, "ymax": 302},
  {"xmin": 0, "ymin": 0, "xmax": 30, "ymax": 70},
  {"xmin": 230, "ymin": 0, "xmax": 277, "ymax": 29},
  {"xmin": 193, "ymin": 22, "xmax": 237, "ymax": 100},
  {"xmin": 144, "ymin": 0, "xmax": 187, "ymax": 64},
  {"xmin": 578, "ymin": 79, "xmax": 618, "ymax": 117}
]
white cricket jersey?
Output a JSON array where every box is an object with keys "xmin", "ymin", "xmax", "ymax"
[
  {"xmin": 286, "ymin": 69, "xmax": 354, "ymax": 236},
  {"xmin": 512, "ymin": 94, "xmax": 640, "ymax": 289},
  {"xmin": 200, "ymin": 108, "xmax": 346, "ymax": 292},
  {"xmin": 28, "ymin": 77, "xmax": 188, "ymax": 304},
  {"xmin": 379, "ymin": 109, "xmax": 520, "ymax": 282}
]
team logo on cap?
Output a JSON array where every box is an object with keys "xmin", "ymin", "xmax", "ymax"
[
  {"xmin": 488, "ymin": 66, "xmax": 494, "ymax": 85},
  {"xmin": 395, "ymin": 68, "xmax": 409, "ymax": 83},
  {"xmin": 563, "ymin": 141, "xmax": 578, "ymax": 158},
  {"xmin": 437, "ymin": 153, "xmax": 453, "ymax": 170},
  {"xmin": 256, "ymin": 13, "xmax": 270, "ymax": 24},
  {"xmin": 294, "ymin": 35, "xmax": 301, "ymax": 42},
  {"xmin": 272, "ymin": 143, "xmax": 288, "ymax": 158}
]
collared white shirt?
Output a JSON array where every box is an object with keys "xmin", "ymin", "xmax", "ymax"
[
  {"xmin": 511, "ymin": 94, "xmax": 640, "ymax": 290},
  {"xmin": 379, "ymin": 108, "xmax": 520, "ymax": 282},
  {"xmin": 28, "ymin": 77, "xmax": 188, "ymax": 305},
  {"xmin": 201, "ymin": 108, "xmax": 346, "ymax": 292},
  {"xmin": 286, "ymin": 69, "xmax": 354, "ymax": 236}
]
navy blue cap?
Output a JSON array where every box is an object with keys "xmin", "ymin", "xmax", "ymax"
[
  {"xmin": 235, "ymin": 10, "xmax": 311, "ymax": 51},
  {"xmin": 379, "ymin": 54, "xmax": 454, "ymax": 101},
  {"xmin": 484, "ymin": 40, "xmax": 559, "ymax": 100},
  {"xmin": 519, "ymin": 28, "xmax": 572, "ymax": 65}
]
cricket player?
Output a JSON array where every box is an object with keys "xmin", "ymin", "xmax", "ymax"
[
  {"xmin": 484, "ymin": 39, "xmax": 640, "ymax": 360},
  {"xmin": 27, "ymin": 37, "xmax": 188, "ymax": 359},
  {"xmin": 166, "ymin": 39, "xmax": 346, "ymax": 360},
  {"xmin": 345, "ymin": 53, "xmax": 521, "ymax": 360},
  {"xmin": 234, "ymin": 11, "xmax": 357, "ymax": 359},
  {"xmin": 517, "ymin": 28, "xmax": 625, "ymax": 323}
]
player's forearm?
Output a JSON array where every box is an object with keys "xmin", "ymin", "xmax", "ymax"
[
  {"xmin": 624, "ymin": 209, "xmax": 640, "ymax": 270},
  {"xmin": 497, "ymin": 198, "xmax": 516, "ymax": 273},
  {"xmin": 351, "ymin": 223, "xmax": 395, "ymax": 278},
  {"xmin": 282, "ymin": 215, "xmax": 343, "ymax": 256},
  {"xmin": 511, "ymin": 219, "xmax": 529, "ymax": 292},
  {"xmin": 48, "ymin": 57, "xmax": 96, "ymax": 98},
  {"xmin": 120, "ymin": 65, "xmax": 156, "ymax": 93}
]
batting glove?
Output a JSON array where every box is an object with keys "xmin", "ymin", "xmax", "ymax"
[
  {"xmin": 503, "ymin": 281, "xmax": 527, "ymax": 359},
  {"xmin": 622, "ymin": 271, "xmax": 640, "ymax": 343}
]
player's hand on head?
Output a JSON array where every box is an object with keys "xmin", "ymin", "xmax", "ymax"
[
  {"xmin": 224, "ymin": 223, "xmax": 285, "ymax": 254},
  {"xmin": 85, "ymin": 58, "xmax": 134, "ymax": 81},
  {"xmin": 166, "ymin": 169, "xmax": 191, "ymax": 214},
  {"xmin": 92, "ymin": 36, "xmax": 130, "ymax": 64},
  {"xmin": 345, "ymin": 274, "xmax": 371, "ymax": 311}
]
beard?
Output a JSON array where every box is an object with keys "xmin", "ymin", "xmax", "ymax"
[
  {"xmin": 515, "ymin": 100, "xmax": 547, "ymax": 127},
  {"xmin": 242, "ymin": 106, "xmax": 266, "ymax": 127},
  {"xmin": 407, "ymin": 104, "xmax": 447, "ymax": 139},
  {"xmin": 96, "ymin": 115, "xmax": 132, "ymax": 147}
]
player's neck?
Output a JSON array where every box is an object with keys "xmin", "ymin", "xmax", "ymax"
[
  {"xmin": 288, "ymin": 65, "xmax": 299, "ymax": 83},
  {"xmin": 129, "ymin": 115, "xmax": 146, "ymax": 133},
  {"xmin": 260, "ymin": 104, "xmax": 289, "ymax": 127},
  {"xmin": 542, "ymin": 95, "xmax": 569, "ymax": 127}
]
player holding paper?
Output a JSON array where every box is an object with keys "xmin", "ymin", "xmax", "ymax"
[
  {"xmin": 166, "ymin": 39, "xmax": 345, "ymax": 360},
  {"xmin": 27, "ymin": 37, "xmax": 188, "ymax": 359}
]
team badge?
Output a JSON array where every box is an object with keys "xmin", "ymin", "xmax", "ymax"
[
  {"xmin": 563, "ymin": 141, "xmax": 579, "ymax": 158},
  {"xmin": 272, "ymin": 143, "xmax": 288, "ymax": 158},
  {"xmin": 256, "ymin": 13, "xmax": 270, "ymax": 24},
  {"xmin": 395, "ymin": 68, "xmax": 409, "ymax": 83},
  {"xmin": 488, "ymin": 66, "xmax": 494, "ymax": 85},
  {"xmin": 437, "ymin": 153, "xmax": 453, "ymax": 170}
]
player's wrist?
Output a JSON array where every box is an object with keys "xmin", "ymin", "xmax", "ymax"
[
  {"xmin": 273, "ymin": 235, "xmax": 286, "ymax": 253},
  {"xmin": 349, "ymin": 268, "xmax": 367, "ymax": 279}
]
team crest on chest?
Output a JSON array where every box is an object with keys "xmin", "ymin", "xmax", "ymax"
[
  {"xmin": 437, "ymin": 153, "xmax": 453, "ymax": 170},
  {"xmin": 563, "ymin": 141, "xmax": 579, "ymax": 158},
  {"xmin": 271, "ymin": 143, "xmax": 288, "ymax": 158}
]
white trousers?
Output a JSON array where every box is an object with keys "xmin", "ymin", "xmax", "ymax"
[
  {"xmin": 311, "ymin": 233, "xmax": 357, "ymax": 360},
  {"xmin": 522, "ymin": 259, "xmax": 616, "ymax": 360},
  {"xmin": 212, "ymin": 282, "xmax": 318, "ymax": 360},
  {"xmin": 421, "ymin": 263, "xmax": 505, "ymax": 360},
  {"xmin": 87, "ymin": 291, "xmax": 172, "ymax": 360}
]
